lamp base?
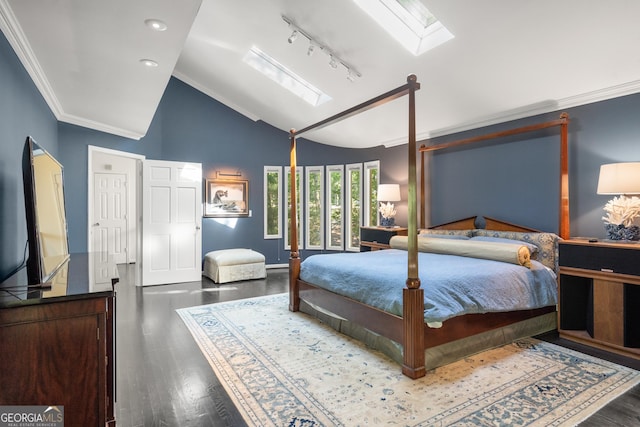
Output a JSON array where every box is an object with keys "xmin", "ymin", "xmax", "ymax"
[
  {"xmin": 381, "ymin": 217, "xmax": 395, "ymax": 227},
  {"xmin": 605, "ymin": 223, "xmax": 640, "ymax": 241}
]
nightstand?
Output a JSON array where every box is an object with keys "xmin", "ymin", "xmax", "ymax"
[
  {"xmin": 360, "ymin": 226, "xmax": 408, "ymax": 251},
  {"xmin": 558, "ymin": 239, "xmax": 640, "ymax": 360}
]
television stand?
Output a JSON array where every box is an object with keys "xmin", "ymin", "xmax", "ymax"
[{"xmin": 0, "ymin": 253, "xmax": 118, "ymax": 426}]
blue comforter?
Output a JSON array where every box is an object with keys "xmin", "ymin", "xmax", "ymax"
[{"xmin": 299, "ymin": 249, "xmax": 557, "ymax": 325}]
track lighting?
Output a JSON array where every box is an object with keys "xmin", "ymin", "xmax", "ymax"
[
  {"xmin": 288, "ymin": 30, "xmax": 298, "ymax": 44},
  {"xmin": 282, "ymin": 15, "xmax": 361, "ymax": 81}
]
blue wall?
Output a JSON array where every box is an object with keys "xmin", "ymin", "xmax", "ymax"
[
  {"xmin": 0, "ymin": 31, "xmax": 58, "ymax": 280},
  {"xmin": 2, "ymin": 23, "xmax": 640, "ymax": 279},
  {"xmin": 427, "ymin": 97, "xmax": 640, "ymax": 238}
]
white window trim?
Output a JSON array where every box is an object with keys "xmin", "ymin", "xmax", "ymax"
[
  {"xmin": 325, "ymin": 164, "xmax": 344, "ymax": 251},
  {"xmin": 305, "ymin": 166, "xmax": 324, "ymax": 250},
  {"xmin": 363, "ymin": 160, "xmax": 380, "ymax": 227},
  {"xmin": 346, "ymin": 163, "xmax": 363, "ymax": 252},
  {"xmin": 263, "ymin": 166, "xmax": 282, "ymax": 239}
]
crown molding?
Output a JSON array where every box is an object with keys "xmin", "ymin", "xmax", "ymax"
[
  {"xmin": 58, "ymin": 112, "xmax": 145, "ymax": 140},
  {"xmin": 0, "ymin": 1, "xmax": 64, "ymax": 116},
  {"xmin": 427, "ymin": 82, "xmax": 640, "ymax": 141},
  {"xmin": 0, "ymin": 1, "xmax": 146, "ymax": 140},
  {"xmin": 557, "ymin": 79, "xmax": 640, "ymax": 110},
  {"xmin": 385, "ymin": 81, "xmax": 640, "ymax": 147},
  {"xmin": 382, "ymin": 129, "xmax": 431, "ymax": 148}
]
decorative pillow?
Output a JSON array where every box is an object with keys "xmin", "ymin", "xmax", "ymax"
[
  {"xmin": 390, "ymin": 236, "xmax": 532, "ymax": 268},
  {"xmin": 470, "ymin": 230, "xmax": 561, "ymax": 272},
  {"xmin": 470, "ymin": 236, "xmax": 538, "ymax": 256},
  {"xmin": 419, "ymin": 233, "xmax": 470, "ymax": 240},
  {"xmin": 418, "ymin": 229, "xmax": 474, "ymax": 238}
]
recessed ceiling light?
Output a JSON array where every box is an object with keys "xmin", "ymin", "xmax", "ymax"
[
  {"xmin": 144, "ymin": 18, "xmax": 168, "ymax": 32},
  {"xmin": 140, "ymin": 59, "xmax": 159, "ymax": 68}
]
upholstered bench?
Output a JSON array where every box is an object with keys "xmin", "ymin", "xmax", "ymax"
[{"xmin": 203, "ymin": 249, "xmax": 266, "ymax": 284}]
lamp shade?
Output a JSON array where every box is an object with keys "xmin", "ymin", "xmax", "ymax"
[
  {"xmin": 597, "ymin": 162, "xmax": 640, "ymax": 195},
  {"xmin": 378, "ymin": 184, "xmax": 401, "ymax": 202}
]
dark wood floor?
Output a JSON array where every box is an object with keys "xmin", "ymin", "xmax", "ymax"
[{"xmin": 114, "ymin": 265, "xmax": 639, "ymax": 427}]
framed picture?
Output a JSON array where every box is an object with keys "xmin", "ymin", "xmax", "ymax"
[{"xmin": 205, "ymin": 179, "xmax": 249, "ymax": 217}]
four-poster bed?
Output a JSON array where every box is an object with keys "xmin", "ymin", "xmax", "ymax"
[{"xmin": 288, "ymin": 74, "xmax": 570, "ymax": 379}]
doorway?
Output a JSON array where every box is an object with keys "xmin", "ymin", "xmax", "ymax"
[
  {"xmin": 88, "ymin": 146, "xmax": 144, "ymax": 264},
  {"xmin": 88, "ymin": 147, "xmax": 203, "ymax": 286}
]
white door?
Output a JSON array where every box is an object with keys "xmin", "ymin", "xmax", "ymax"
[
  {"xmin": 142, "ymin": 160, "xmax": 202, "ymax": 286},
  {"xmin": 92, "ymin": 173, "xmax": 128, "ymax": 264}
]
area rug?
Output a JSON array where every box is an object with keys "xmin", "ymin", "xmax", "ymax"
[{"xmin": 177, "ymin": 293, "xmax": 639, "ymax": 426}]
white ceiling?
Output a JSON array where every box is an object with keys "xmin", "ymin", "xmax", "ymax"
[{"xmin": 2, "ymin": 0, "xmax": 640, "ymax": 148}]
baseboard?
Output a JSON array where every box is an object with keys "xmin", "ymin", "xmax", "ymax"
[{"xmin": 266, "ymin": 263, "xmax": 288, "ymax": 269}]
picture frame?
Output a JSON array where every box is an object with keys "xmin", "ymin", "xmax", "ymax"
[{"xmin": 205, "ymin": 179, "xmax": 249, "ymax": 217}]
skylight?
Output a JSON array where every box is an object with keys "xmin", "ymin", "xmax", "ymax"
[
  {"xmin": 243, "ymin": 46, "xmax": 331, "ymax": 106},
  {"xmin": 353, "ymin": 0, "xmax": 454, "ymax": 56}
]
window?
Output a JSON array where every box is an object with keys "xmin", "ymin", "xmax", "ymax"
[
  {"xmin": 243, "ymin": 46, "xmax": 331, "ymax": 106},
  {"xmin": 363, "ymin": 161, "xmax": 380, "ymax": 226},
  {"xmin": 325, "ymin": 165, "xmax": 344, "ymax": 250},
  {"xmin": 284, "ymin": 166, "xmax": 303, "ymax": 250},
  {"xmin": 267, "ymin": 160, "xmax": 378, "ymax": 252},
  {"xmin": 263, "ymin": 166, "xmax": 282, "ymax": 238},
  {"xmin": 346, "ymin": 163, "xmax": 363, "ymax": 251},
  {"xmin": 305, "ymin": 166, "xmax": 324, "ymax": 249},
  {"xmin": 353, "ymin": 0, "xmax": 454, "ymax": 56}
]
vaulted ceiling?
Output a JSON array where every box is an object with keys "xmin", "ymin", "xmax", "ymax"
[{"xmin": 2, "ymin": 0, "xmax": 640, "ymax": 148}]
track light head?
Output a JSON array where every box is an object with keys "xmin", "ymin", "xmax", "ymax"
[
  {"xmin": 282, "ymin": 15, "xmax": 361, "ymax": 81},
  {"xmin": 288, "ymin": 30, "xmax": 299, "ymax": 44}
]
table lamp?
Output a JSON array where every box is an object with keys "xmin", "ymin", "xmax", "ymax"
[
  {"xmin": 597, "ymin": 162, "xmax": 640, "ymax": 240},
  {"xmin": 377, "ymin": 184, "xmax": 401, "ymax": 227}
]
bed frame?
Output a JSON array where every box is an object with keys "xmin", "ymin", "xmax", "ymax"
[{"xmin": 288, "ymin": 75, "xmax": 570, "ymax": 379}]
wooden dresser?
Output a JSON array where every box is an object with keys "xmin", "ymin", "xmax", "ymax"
[
  {"xmin": 0, "ymin": 253, "xmax": 118, "ymax": 426},
  {"xmin": 558, "ymin": 239, "xmax": 639, "ymax": 360}
]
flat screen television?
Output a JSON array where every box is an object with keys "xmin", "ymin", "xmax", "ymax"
[{"xmin": 22, "ymin": 136, "xmax": 70, "ymax": 286}]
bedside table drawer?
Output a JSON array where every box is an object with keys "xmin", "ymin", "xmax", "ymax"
[
  {"xmin": 360, "ymin": 227, "xmax": 408, "ymax": 251},
  {"xmin": 361, "ymin": 228, "xmax": 396, "ymax": 245},
  {"xmin": 559, "ymin": 242, "xmax": 640, "ymax": 276}
]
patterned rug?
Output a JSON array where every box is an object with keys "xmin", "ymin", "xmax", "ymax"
[{"xmin": 177, "ymin": 293, "xmax": 639, "ymax": 426}]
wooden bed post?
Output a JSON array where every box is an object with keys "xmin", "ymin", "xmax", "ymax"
[
  {"xmin": 559, "ymin": 112, "xmax": 570, "ymax": 240},
  {"xmin": 403, "ymin": 74, "xmax": 426, "ymax": 379},
  {"xmin": 289, "ymin": 129, "xmax": 301, "ymax": 312},
  {"xmin": 288, "ymin": 75, "xmax": 424, "ymax": 378},
  {"xmin": 419, "ymin": 144, "xmax": 426, "ymax": 230}
]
